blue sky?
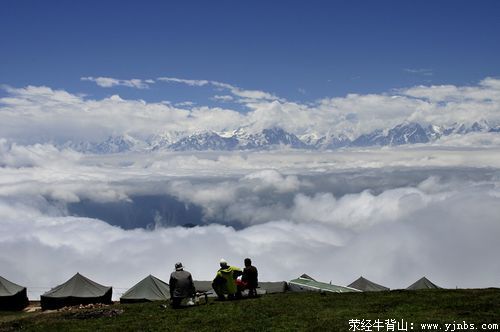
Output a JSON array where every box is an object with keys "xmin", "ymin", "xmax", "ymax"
[{"xmin": 1, "ymin": 0, "xmax": 500, "ymax": 104}]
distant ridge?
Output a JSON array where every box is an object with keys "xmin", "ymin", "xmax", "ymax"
[{"xmin": 60, "ymin": 121, "xmax": 499, "ymax": 153}]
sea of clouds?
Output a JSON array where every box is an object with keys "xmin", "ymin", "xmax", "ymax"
[
  {"xmin": 1, "ymin": 77, "xmax": 500, "ymax": 299},
  {"xmin": 1, "ymin": 143, "xmax": 500, "ymax": 299}
]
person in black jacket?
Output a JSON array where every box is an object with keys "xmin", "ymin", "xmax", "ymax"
[
  {"xmin": 241, "ymin": 258, "xmax": 258, "ymax": 297},
  {"xmin": 169, "ymin": 262, "xmax": 195, "ymax": 308}
]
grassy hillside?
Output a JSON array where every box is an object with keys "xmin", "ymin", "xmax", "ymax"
[{"xmin": 1, "ymin": 289, "xmax": 499, "ymax": 331}]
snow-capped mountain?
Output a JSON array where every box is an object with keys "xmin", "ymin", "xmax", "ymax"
[
  {"xmin": 167, "ymin": 127, "xmax": 307, "ymax": 151},
  {"xmin": 314, "ymin": 133, "xmax": 351, "ymax": 149},
  {"xmin": 169, "ymin": 131, "xmax": 238, "ymax": 151},
  {"xmin": 148, "ymin": 131, "xmax": 187, "ymax": 151},
  {"xmin": 59, "ymin": 121, "xmax": 499, "ymax": 153},
  {"xmin": 351, "ymin": 123, "xmax": 429, "ymax": 147},
  {"xmin": 425, "ymin": 121, "xmax": 490, "ymax": 140},
  {"xmin": 351, "ymin": 129, "xmax": 389, "ymax": 147},
  {"xmin": 64, "ymin": 134, "xmax": 144, "ymax": 154},
  {"xmin": 238, "ymin": 128, "xmax": 307, "ymax": 150}
]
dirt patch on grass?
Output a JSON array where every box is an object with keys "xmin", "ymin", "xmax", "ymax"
[{"xmin": 65, "ymin": 308, "xmax": 124, "ymax": 320}]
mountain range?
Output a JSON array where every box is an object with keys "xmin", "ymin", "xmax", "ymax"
[{"xmin": 63, "ymin": 121, "xmax": 500, "ymax": 153}]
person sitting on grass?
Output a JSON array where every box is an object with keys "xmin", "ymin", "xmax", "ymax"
[
  {"xmin": 169, "ymin": 262, "xmax": 196, "ymax": 308},
  {"xmin": 241, "ymin": 258, "xmax": 258, "ymax": 297},
  {"xmin": 212, "ymin": 258, "xmax": 242, "ymax": 300}
]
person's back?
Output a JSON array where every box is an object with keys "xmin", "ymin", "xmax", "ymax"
[
  {"xmin": 243, "ymin": 265, "xmax": 258, "ymax": 287},
  {"xmin": 212, "ymin": 259, "xmax": 242, "ymax": 300},
  {"xmin": 242, "ymin": 258, "xmax": 258, "ymax": 297},
  {"xmin": 169, "ymin": 262, "xmax": 195, "ymax": 308}
]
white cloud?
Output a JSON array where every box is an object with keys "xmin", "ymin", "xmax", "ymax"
[
  {"xmin": 2, "ymin": 77, "xmax": 500, "ymax": 144},
  {"xmin": 431, "ymin": 132, "xmax": 500, "ymax": 147},
  {"xmin": 81, "ymin": 76, "xmax": 152, "ymax": 89},
  {"xmin": 212, "ymin": 95, "xmax": 234, "ymax": 102},
  {"xmin": 243, "ymin": 170, "xmax": 301, "ymax": 193},
  {"xmin": 158, "ymin": 76, "xmax": 282, "ymax": 102},
  {"xmin": 404, "ymin": 68, "xmax": 433, "ymax": 76},
  {"xmin": 0, "ymin": 85, "xmax": 247, "ymax": 144},
  {"xmin": 175, "ymin": 101, "xmax": 196, "ymax": 107},
  {"xmin": 401, "ymin": 77, "xmax": 500, "ymax": 103},
  {"xmin": 291, "ymin": 187, "xmax": 427, "ymax": 230},
  {"xmin": 157, "ymin": 77, "xmax": 210, "ymax": 87}
]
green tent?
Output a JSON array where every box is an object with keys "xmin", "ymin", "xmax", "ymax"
[
  {"xmin": 120, "ymin": 275, "xmax": 170, "ymax": 303},
  {"xmin": 348, "ymin": 276, "xmax": 389, "ymax": 292},
  {"xmin": 41, "ymin": 273, "xmax": 112, "ymax": 310},
  {"xmin": 406, "ymin": 277, "xmax": 441, "ymax": 290},
  {"xmin": 289, "ymin": 275, "xmax": 361, "ymax": 293},
  {"xmin": 0, "ymin": 276, "xmax": 29, "ymax": 311}
]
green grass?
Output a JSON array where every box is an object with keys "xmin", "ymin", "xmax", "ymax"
[{"xmin": 1, "ymin": 289, "xmax": 499, "ymax": 331}]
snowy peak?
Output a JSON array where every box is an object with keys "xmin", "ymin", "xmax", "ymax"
[
  {"xmin": 260, "ymin": 128, "xmax": 307, "ymax": 149},
  {"xmin": 351, "ymin": 129, "xmax": 388, "ymax": 147},
  {"xmin": 314, "ymin": 133, "xmax": 351, "ymax": 149},
  {"xmin": 94, "ymin": 135, "xmax": 139, "ymax": 153},
  {"xmin": 168, "ymin": 127, "xmax": 308, "ymax": 151},
  {"xmin": 64, "ymin": 134, "xmax": 142, "ymax": 154},
  {"xmin": 426, "ymin": 121, "xmax": 491, "ymax": 139},
  {"xmin": 59, "ymin": 121, "xmax": 499, "ymax": 153},
  {"xmin": 149, "ymin": 131, "xmax": 185, "ymax": 151},
  {"xmin": 387, "ymin": 122, "xmax": 429, "ymax": 145},
  {"xmin": 169, "ymin": 131, "xmax": 238, "ymax": 151}
]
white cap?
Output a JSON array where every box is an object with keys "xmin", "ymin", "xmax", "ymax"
[{"xmin": 219, "ymin": 258, "xmax": 228, "ymax": 266}]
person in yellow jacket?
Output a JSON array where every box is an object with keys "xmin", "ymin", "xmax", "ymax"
[{"xmin": 212, "ymin": 258, "xmax": 242, "ymax": 300}]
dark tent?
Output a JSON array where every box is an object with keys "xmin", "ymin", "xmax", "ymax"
[
  {"xmin": 406, "ymin": 277, "xmax": 441, "ymax": 290},
  {"xmin": 41, "ymin": 273, "xmax": 112, "ymax": 310},
  {"xmin": 299, "ymin": 274, "xmax": 315, "ymax": 280},
  {"xmin": 348, "ymin": 276, "xmax": 390, "ymax": 292},
  {"xmin": 120, "ymin": 275, "xmax": 170, "ymax": 303},
  {"xmin": 0, "ymin": 276, "xmax": 29, "ymax": 311}
]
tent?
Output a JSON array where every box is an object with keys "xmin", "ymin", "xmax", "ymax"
[
  {"xmin": 406, "ymin": 277, "xmax": 441, "ymax": 290},
  {"xmin": 193, "ymin": 280, "xmax": 213, "ymax": 292},
  {"xmin": 0, "ymin": 276, "xmax": 29, "ymax": 311},
  {"xmin": 41, "ymin": 273, "xmax": 112, "ymax": 310},
  {"xmin": 259, "ymin": 281, "xmax": 288, "ymax": 294},
  {"xmin": 120, "ymin": 275, "xmax": 170, "ymax": 303},
  {"xmin": 299, "ymin": 274, "xmax": 315, "ymax": 280},
  {"xmin": 193, "ymin": 281, "xmax": 217, "ymax": 298},
  {"xmin": 193, "ymin": 280, "xmax": 288, "ymax": 296},
  {"xmin": 288, "ymin": 275, "xmax": 361, "ymax": 293},
  {"xmin": 348, "ymin": 276, "xmax": 390, "ymax": 292}
]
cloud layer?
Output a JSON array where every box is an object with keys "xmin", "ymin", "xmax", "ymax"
[
  {"xmin": 1, "ymin": 77, "xmax": 500, "ymax": 145},
  {"xmin": 1, "ymin": 146, "xmax": 500, "ymax": 299}
]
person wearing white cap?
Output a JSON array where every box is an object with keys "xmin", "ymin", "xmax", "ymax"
[
  {"xmin": 169, "ymin": 262, "xmax": 195, "ymax": 308},
  {"xmin": 212, "ymin": 258, "xmax": 242, "ymax": 300}
]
